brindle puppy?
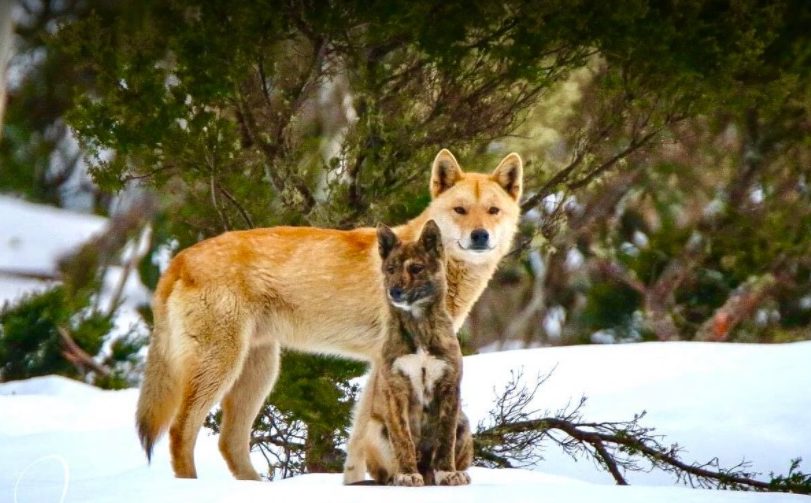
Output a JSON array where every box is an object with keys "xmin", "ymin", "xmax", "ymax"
[{"xmin": 343, "ymin": 220, "xmax": 472, "ymax": 486}]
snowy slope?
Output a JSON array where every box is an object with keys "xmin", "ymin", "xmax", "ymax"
[
  {"xmin": 0, "ymin": 195, "xmax": 107, "ymax": 278},
  {"xmin": 0, "ymin": 195, "xmax": 150, "ymax": 343},
  {"xmin": 0, "ymin": 195, "xmax": 108, "ymax": 305},
  {"xmin": 2, "ymin": 342, "xmax": 810, "ymax": 503}
]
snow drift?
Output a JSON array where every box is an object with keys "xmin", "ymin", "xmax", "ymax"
[{"xmin": 2, "ymin": 341, "xmax": 810, "ymax": 503}]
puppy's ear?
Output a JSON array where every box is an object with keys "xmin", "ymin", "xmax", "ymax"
[
  {"xmin": 377, "ymin": 224, "xmax": 399, "ymax": 260},
  {"xmin": 419, "ymin": 220, "xmax": 443, "ymax": 259},
  {"xmin": 430, "ymin": 149, "xmax": 464, "ymax": 199},
  {"xmin": 491, "ymin": 153, "xmax": 523, "ymax": 201}
]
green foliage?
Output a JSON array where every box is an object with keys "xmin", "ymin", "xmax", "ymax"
[
  {"xmin": 0, "ymin": 286, "xmax": 142, "ymax": 388},
  {"xmin": 769, "ymin": 458, "xmax": 811, "ymax": 494},
  {"xmin": 271, "ymin": 352, "xmax": 365, "ymax": 431},
  {"xmin": 54, "ymin": 1, "xmax": 601, "ymax": 232},
  {"xmin": 0, "ymin": 287, "xmax": 74, "ymax": 379},
  {"xmin": 267, "ymin": 352, "xmax": 365, "ymax": 472},
  {"xmin": 578, "ymin": 281, "xmax": 642, "ymax": 343},
  {"xmin": 0, "ymin": 1, "xmax": 121, "ymax": 208},
  {"xmin": 94, "ymin": 331, "xmax": 148, "ymax": 390}
]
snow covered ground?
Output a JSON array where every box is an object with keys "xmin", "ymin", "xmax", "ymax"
[
  {"xmin": 2, "ymin": 342, "xmax": 809, "ymax": 503},
  {"xmin": 1, "ymin": 196, "xmax": 809, "ymax": 501}
]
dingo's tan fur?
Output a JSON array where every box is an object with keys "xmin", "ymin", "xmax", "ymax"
[{"xmin": 135, "ymin": 149, "xmax": 522, "ymax": 479}]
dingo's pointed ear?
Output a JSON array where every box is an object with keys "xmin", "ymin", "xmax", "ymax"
[
  {"xmin": 377, "ymin": 224, "xmax": 399, "ymax": 260},
  {"xmin": 491, "ymin": 152, "xmax": 523, "ymax": 201},
  {"xmin": 419, "ymin": 220, "xmax": 443, "ymax": 259},
  {"xmin": 431, "ymin": 149, "xmax": 464, "ymax": 199}
]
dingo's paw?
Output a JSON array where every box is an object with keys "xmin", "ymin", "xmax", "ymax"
[
  {"xmin": 343, "ymin": 467, "xmax": 364, "ymax": 485},
  {"xmin": 391, "ymin": 472, "xmax": 424, "ymax": 487},
  {"xmin": 436, "ymin": 470, "xmax": 471, "ymax": 486}
]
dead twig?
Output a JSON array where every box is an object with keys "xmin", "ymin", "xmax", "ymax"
[{"xmin": 57, "ymin": 326, "xmax": 111, "ymax": 377}]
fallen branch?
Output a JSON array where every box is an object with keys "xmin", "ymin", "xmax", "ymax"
[{"xmin": 473, "ymin": 369, "xmax": 811, "ymax": 494}]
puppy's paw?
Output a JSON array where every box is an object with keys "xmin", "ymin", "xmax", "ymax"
[
  {"xmin": 435, "ymin": 470, "xmax": 471, "ymax": 486},
  {"xmin": 391, "ymin": 472, "xmax": 424, "ymax": 487}
]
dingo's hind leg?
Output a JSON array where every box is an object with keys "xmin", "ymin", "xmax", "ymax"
[
  {"xmin": 219, "ymin": 341, "xmax": 281, "ymax": 480},
  {"xmin": 168, "ymin": 300, "xmax": 251, "ymax": 478}
]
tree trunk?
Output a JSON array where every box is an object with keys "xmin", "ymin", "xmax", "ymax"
[
  {"xmin": 696, "ymin": 274, "xmax": 777, "ymax": 341},
  {"xmin": 0, "ymin": 1, "xmax": 14, "ymax": 136}
]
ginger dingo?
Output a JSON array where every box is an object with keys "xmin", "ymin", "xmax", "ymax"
[{"xmin": 136, "ymin": 149, "xmax": 522, "ymax": 479}]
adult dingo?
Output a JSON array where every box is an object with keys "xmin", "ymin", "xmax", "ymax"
[{"xmin": 136, "ymin": 149, "xmax": 523, "ymax": 479}]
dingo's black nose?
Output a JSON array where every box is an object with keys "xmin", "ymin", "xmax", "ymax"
[
  {"xmin": 389, "ymin": 287, "xmax": 405, "ymax": 302},
  {"xmin": 470, "ymin": 229, "xmax": 490, "ymax": 249}
]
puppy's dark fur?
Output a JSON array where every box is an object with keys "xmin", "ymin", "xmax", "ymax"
[{"xmin": 343, "ymin": 220, "xmax": 473, "ymax": 486}]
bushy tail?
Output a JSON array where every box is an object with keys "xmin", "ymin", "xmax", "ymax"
[{"xmin": 136, "ymin": 331, "xmax": 181, "ymax": 462}]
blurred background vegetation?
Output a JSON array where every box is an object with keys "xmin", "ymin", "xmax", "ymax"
[{"xmin": 1, "ymin": 0, "xmax": 810, "ymax": 477}]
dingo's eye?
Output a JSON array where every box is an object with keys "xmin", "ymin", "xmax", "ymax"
[
  {"xmin": 488, "ymin": 206, "xmax": 500, "ymax": 215},
  {"xmin": 408, "ymin": 263, "xmax": 424, "ymax": 275},
  {"xmin": 386, "ymin": 265, "xmax": 397, "ymax": 274},
  {"xmin": 453, "ymin": 206, "xmax": 467, "ymax": 215}
]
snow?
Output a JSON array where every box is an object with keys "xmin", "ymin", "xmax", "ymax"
[
  {"xmin": 0, "ymin": 195, "xmax": 107, "ymax": 280},
  {"xmin": 0, "ymin": 194, "xmax": 107, "ymax": 307},
  {"xmin": 2, "ymin": 343, "xmax": 810, "ymax": 502},
  {"xmin": 0, "ymin": 195, "xmax": 149, "ymax": 308}
]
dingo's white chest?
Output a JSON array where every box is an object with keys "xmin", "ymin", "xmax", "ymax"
[{"xmin": 392, "ymin": 347, "xmax": 448, "ymax": 407}]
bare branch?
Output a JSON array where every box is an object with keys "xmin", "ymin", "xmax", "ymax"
[
  {"xmin": 215, "ymin": 182, "xmax": 255, "ymax": 229},
  {"xmin": 57, "ymin": 326, "xmax": 111, "ymax": 377},
  {"xmin": 594, "ymin": 439, "xmax": 628, "ymax": 485},
  {"xmin": 590, "ymin": 258, "xmax": 647, "ymax": 295},
  {"xmin": 568, "ymin": 127, "xmax": 663, "ymax": 191}
]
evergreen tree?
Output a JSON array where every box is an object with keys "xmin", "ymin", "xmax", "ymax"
[{"xmin": 1, "ymin": 0, "xmax": 809, "ymax": 474}]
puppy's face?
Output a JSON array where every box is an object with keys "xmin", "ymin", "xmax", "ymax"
[{"xmin": 378, "ymin": 220, "xmax": 445, "ymax": 313}]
